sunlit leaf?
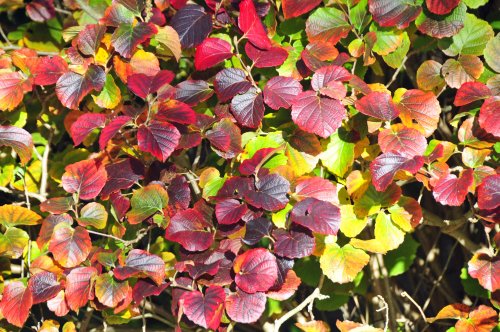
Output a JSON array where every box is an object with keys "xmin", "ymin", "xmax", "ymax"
[{"xmin": 320, "ymin": 243, "xmax": 370, "ymax": 284}]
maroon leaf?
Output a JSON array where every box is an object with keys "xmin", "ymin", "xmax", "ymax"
[
  {"xmin": 65, "ymin": 266, "xmax": 98, "ymax": 311},
  {"xmin": 355, "ymin": 92, "xmax": 399, "ymax": 121},
  {"xmin": 0, "ymin": 125, "xmax": 33, "ymax": 165},
  {"xmin": 32, "ymin": 56, "xmax": 68, "ymax": 86},
  {"xmin": 244, "ymin": 173, "xmax": 290, "ymax": 211},
  {"xmin": 180, "ymin": 286, "xmax": 225, "ymax": 330},
  {"xmin": 165, "ymin": 208, "xmax": 214, "ymax": 251},
  {"xmin": 290, "ymin": 198, "xmax": 341, "ymax": 235},
  {"xmin": 426, "ymin": 0, "xmax": 460, "ymax": 15},
  {"xmin": 26, "ymin": 0, "xmax": 55, "ymax": 22},
  {"xmin": 171, "ymin": 4, "xmax": 212, "ymax": 49},
  {"xmin": 378, "ymin": 124, "xmax": 427, "ymax": 158},
  {"xmin": 132, "ymin": 280, "xmax": 169, "ymax": 304},
  {"xmin": 370, "ymin": 152, "xmax": 425, "ymax": 191},
  {"xmin": 477, "ymin": 174, "xmax": 500, "ymax": 211},
  {"xmin": 263, "ymin": 76, "xmax": 303, "ymax": 110},
  {"xmin": 214, "ymin": 68, "xmax": 252, "ymax": 102},
  {"xmin": 56, "ymin": 65, "xmax": 106, "ymax": 109},
  {"xmin": 233, "ymin": 248, "xmax": 278, "ymax": 293},
  {"xmin": 76, "ymin": 24, "xmax": 106, "ymax": 56},
  {"xmin": 175, "ymin": 80, "xmax": 214, "ymax": 106},
  {"xmin": 282, "ymin": 0, "xmax": 322, "ymax": 19},
  {"xmin": 454, "ymin": 82, "xmax": 492, "ymax": 106},
  {"xmin": 225, "ymin": 289, "xmax": 266, "ymax": 323},
  {"xmin": 205, "ymin": 118, "xmax": 242, "ymax": 159},
  {"xmin": 111, "ymin": 22, "xmax": 157, "ymax": 58},
  {"xmin": 243, "ymin": 218, "xmax": 273, "ymax": 245},
  {"xmin": 114, "ymin": 249, "xmax": 166, "ymax": 285},
  {"xmin": 369, "ymin": 0, "xmax": 422, "ymax": 29},
  {"xmin": 28, "ymin": 272, "xmax": 61, "ymax": 304},
  {"xmin": 311, "ymin": 65, "xmax": 351, "ymax": 92},
  {"xmin": 137, "ymin": 120, "xmax": 181, "ymax": 162},
  {"xmin": 70, "ymin": 113, "xmax": 106, "ymax": 146},
  {"xmin": 61, "ymin": 159, "xmax": 107, "ymax": 200},
  {"xmin": 273, "ymin": 227, "xmax": 315, "ymax": 259},
  {"xmin": 0, "ymin": 281, "xmax": 32, "ymax": 327},
  {"xmin": 245, "ymin": 43, "xmax": 288, "ymax": 68},
  {"xmin": 478, "ymin": 97, "xmax": 500, "ymax": 138},
  {"xmin": 167, "ymin": 175, "xmax": 191, "ymax": 215},
  {"xmin": 433, "ymin": 169, "xmax": 474, "ymax": 206},
  {"xmin": 195, "ymin": 38, "xmax": 233, "ymax": 71},
  {"xmin": 215, "ymin": 199, "xmax": 248, "ymax": 225},
  {"xmin": 155, "ymin": 99, "xmax": 196, "ymax": 125},
  {"xmin": 238, "ymin": 0, "xmax": 272, "ymax": 50},
  {"xmin": 230, "ymin": 87, "xmax": 265, "ymax": 128},
  {"xmin": 99, "ymin": 115, "xmax": 132, "ymax": 149},
  {"xmin": 291, "ymin": 90, "xmax": 346, "ymax": 138},
  {"xmin": 101, "ymin": 158, "xmax": 145, "ymax": 197}
]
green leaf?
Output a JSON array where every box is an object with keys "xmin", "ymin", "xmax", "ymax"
[
  {"xmin": 0, "ymin": 227, "xmax": 29, "ymax": 259},
  {"xmin": 320, "ymin": 129, "xmax": 355, "ymax": 178},
  {"xmin": 460, "ymin": 267, "xmax": 489, "ymax": 298},
  {"xmin": 77, "ymin": 202, "xmax": 108, "ymax": 230},
  {"xmin": 92, "ymin": 75, "xmax": 121, "ymax": 109},
  {"xmin": 320, "ymin": 243, "xmax": 370, "ymax": 284},
  {"xmin": 371, "ymin": 24, "xmax": 404, "ymax": 56},
  {"xmin": 383, "ymin": 31, "xmax": 410, "ymax": 69},
  {"xmin": 383, "ymin": 235, "xmax": 419, "ymax": 277},
  {"xmin": 441, "ymin": 14, "xmax": 494, "ymax": 56},
  {"xmin": 354, "ymin": 184, "xmax": 401, "ymax": 217},
  {"xmin": 374, "ymin": 212, "xmax": 405, "ymax": 252},
  {"xmin": 126, "ymin": 184, "xmax": 169, "ymax": 224},
  {"xmin": 484, "ymin": 33, "xmax": 500, "ymax": 73},
  {"xmin": 294, "ymin": 256, "xmax": 322, "ymax": 287},
  {"xmin": 350, "ymin": 0, "xmax": 370, "ymax": 32},
  {"xmin": 463, "ymin": 0, "xmax": 488, "ymax": 9}
]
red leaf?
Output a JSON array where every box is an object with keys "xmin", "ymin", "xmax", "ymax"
[
  {"xmin": 263, "ymin": 76, "xmax": 303, "ymax": 110},
  {"xmin": 370, "ymin": 152, "xmax": 425, "ymax": 192},
  {"xmin": 433, "ymin": 169, "xmax": 474, "ymax": 206},
  {"xmin": 205, "ymin": 118, "xmax": 242, "ymax": 159},
  {"xmin": 65, "ymin": 266, "xmax": 98, "ymax": 311},
  {"xmin": 214, "ymin": 68, "xmax": 252, "ymax": 102},
  {"xmin": 111, "ymin": 22, "xmax": 157, "ymax": 58},
  {"xmin": 294, "ymin": 176, "xmax": 338, "ymax": 203},
  {"xmin": 0, "ymin": 125, "xmax": 33, "ymax": 165},
  {"xmin": 426, "ymin": 0, "xmax": 460, "ymax": 15},
  {"xmin": 239, "ymin": 147, "xmax": 280, "ymax": 176},
  {"xmin": 194, "ymin": 38, "xmax": 233, "ymax": 71},
  {"xmin": 127, "ymin": 70, "xmax": 175, "ymax": 99},
  {"xmin": 70, "ymin": 113, "xmax": 106, "ymax": 146},
  {"xmin": 477, "ymin": 174, "xmax": 500, "ymax": 211},
  {"xmin": 76, "ymin": 24, "xmax": 106, "ymax": 56},
  {"xmin": 180, "ymin": 286, "xmax": 225, "ymax": 330},
  {"xmin": 132, "ymin": 280, "xmax": 169, "ymax": 304},
  {"xmin": 273, "ymin": 227, "xmax": 315, "ymax": 259},
  {"xmin": 62, "ymin": 159, "xmax": 107, "ymax": 200},
  {"xmin": 478, "ymin": 97, "xmax": 500, "ymax": 138},
  {"xmin": 37, "ymin": 213, "xmax": 73, "ymax": 248},
  {"xmin": 101, "ymin": 158, "xmax": 145, "ymax": 197},
  {"xmin": 244, "ymin": 173, "xmax": 290, "ymax": 211},
  {"xmin": 170, "ymin": 4, "xmax": 212, "ymax": 49},
  {"xmin": 165, "ymin": 208, "xmax": 214, "ymax": 251},
  {"xmin": 49, "ymin": 225, "xmax": 92, "ymax": 268},
  {"xmin": 225, "ymin": 289, "xmax": 266, "ymax": 323},
  {"xmin": 32, "ymin": 56, "xmax": 68, "ymax": 86},
  {"xmin": 243, "ymin": 217, "xmax": 273, "ymax": 245},
  {"xmin": 114, "ymin": 249, "xmax": 166, "ymax": 285},
  {"xmin": 230, "ymin": 87, "xmax": 265, "ymax": 128},
  {"xmin": 95, "ymin": 273, "xmax": 130, "ymax": 307},
  {"xmin": 245, "ymin": 43, "xmax": 288, "ymax": 68},
  {"xmin": 0, "ymin": 72, "xmax": 32, "ymax": 110},
  {"xmin": 378, "ymin": 124, "xmax": 428, "ymax": 158},
  {"xmin": 233, "ymin": 248, "xmax": 278, "ymax": 293},
  {"xmin": 311, "ymin": 65, "xmax": 351, "ymax": 92},
  {"xmin": 456, "ymin": 305, "xmax": 498, "ymax": 332},
  {"xmin": 156, "ymin": 99, "xmax": 196, "ymax": 125},
  {"xmin": 291, "ymin": 90, "xmax": 346, "ymax": 138},
  {"xmin": 28, "ymin": 272, "xmax": 62, "ymax": 304},
  {"xmin": 238, "ymin": 0, "xmax": 272, "ymax": 50},
  {"xmin": 396, "ymin": 89, "xmax": 441, "ymax": 137},
  {"xmin": 267, "ymin": 269, "xmax": 301, "ymax": 301},
  {"xmin": 291, "ymin": 198, "xmax": 341, "ymax": 235},
  {"xmin": 454, "ymin": 82, "xmax": 492, "ymax": 106},
  {"xmin": 215, "ymin": 199, "xmax": 248, "ymax": 225},
  {"xmin": 26, "ymin": 0, "xmax": 55, "ymax": 22},
  {"xmin": 468, "ymin": 253, "xmax": 500, "ymax": 292},
  {"xmin": 46, "ymin": 290, "xmax": 70, "ymax": 317},
  {"xmin": 137, "ymin": 120, "xmax": 181, "ymax": 162},
  {"xmin": 369, "ymin": 0, "xmax": 422, "ymax": 29},
  {"xmin": 355, "ymin": 92, "xmax": 399, "ymax": 121},
  {"xmin": 56, "ymin": 65, "xmax": 106, "ymax": 109},
  {"xmin": 99, "ymin": 115, "xmax": 133, "ymax": 149},
  {"xmin": 0, "ymin": 281, "xmax": 32, "ymax": 327},
  {"xmin": 282, "ymin": 0, "xmax": 322, "ymax": 19}
]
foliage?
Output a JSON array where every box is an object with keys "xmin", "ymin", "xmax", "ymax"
[{"xmin": 0, "ymin": 0, "xmax": 498, "ymax": 331}]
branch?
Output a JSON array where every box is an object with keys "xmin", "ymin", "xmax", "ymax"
[
  {"xmin": 1, "ymin": 45, "xmax": 59, "ymax": 56},
  {"xmin": 375, "ymin": 295, "xmax": 389, "ymax": 332},
  {"xmin": 401, "ymin": 291, "xmax": 427, "ymax": 322},
  {"xmin": 0, "ymin": 186, "xmax": 46, "ymax": 202},
  {"xmin": 87, "ymin": 226, "xmax": 151, "ymax": 246}
]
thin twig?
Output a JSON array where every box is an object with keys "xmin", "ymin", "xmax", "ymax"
[
  {"xmin": 0, "ymin": 186, "xmax": 46, "ymax": 202},
  {"xmin": 39, "ymin": 131, "xmax": 53, "ymax": 198},
  {"xmin": 23, "ymin": 166, "xmax": 31, "ymax": 210},
  {"xmin": 401, "ymin": 291, "xmax": 427, "ymax": 322},
  {"xmin": 0, "ymin": 25, "xmax": 13, "ymax": 46},
  {"xmin": 87, "ymin": 226, "xmax": 151, "ymax": 246},
  {"xmin": 385, "ymin": 56, "xmax": 407, "ymax": 88},
  {"xmin": 375, "ymin": 295, "xmax": 389, "ymax": 332}
]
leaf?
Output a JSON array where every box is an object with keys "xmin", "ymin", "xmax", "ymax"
[
  {"xmin": 291, "ymin": 198, "xmax": 341, "ymax": 235},
  {"xmin": 0, "ymin": 227, "xmax": 29, "ymax": 258},
  {"xmin": 243, "ymin": 217, "xmax": 273, "ymax": 245},
  {"xmin": 305, "ymin": 7, "xmax": 350, "ymax": 44},
  {"xmin": 297, "ymin": 320, "xmax": 331, "ymax": 332},
  {"xmin": 484, "ymin": 33, "xmax": 500, "ymax": 73},
  {"xmin": 428, "ymin": 303, "xmax": 470, "ymax": 322},
  {"xmin": 468, "ymin": 252, "xmax": 500, "ymax": 292},
  {"xmin": 65, "ymin": 266, "xmax": 98, "ymax": 311},
  {"xmin": 426, "ymin": 0, "xmax": 460, "ymax": 15},
  {"xmin": 0, "ymin": 281, "xmax": 33, "ymax": 327},
  {"xmin": 442, "ymin": 56, "xmax": 483, "ymax": 89},
  {"xmin": 263, "ymin": 76, "xmax": 303, "ymax": 110},
  {"xmin": 28, "ymin": 271, "xmax": 62, "ymax": 304},
  {"xmin": 245, "ymin": 43, "xmax": 288, "ymax": 68},
  {"xmin": 56, "ymin": 65, "xmax": 106, "ymax": 109},
  {"xmin": 339, "ymin": 205, "xmax": 368, "ymax": 238},
  {"xmin": 455, "ymin": 305, "xmax": 498, "ymax": 332},
  {"xmin": 395, "ymin": 89, "xmax": 441, "ymax": 137},
  {"xmin": 416, "ymin": 3, "xmax": 466, "ymax": 38},
  {"xmin": 171, "ymin": 4, "xmax": 212, "ymax": 49},
  {"xmin": 378, "ymin": 124, "xmax": 427, "ymax": 158},
  {"xmin": 180, "ymin": 286, "xmax": 225, "ymax": 330},
  {"xmin": 355, "ymin": 92, "xmax": 399, "ymax": 121},
  {"xmin": 93, "ymin": 74, "xmax": 121, "ymax": 109},
  {"xmin": 126, "ymin": 184, "xmax": 169, "ymax": 224},
  {"xmin": 370, "ymin": 152, "xmax": 424, "ymax": 192},
  {"xmin": 320, "ymin": 243, "xmax": 369, "ymax": 284},
  {"xmin": 244, "ymin": 173, "xmax": 290, "ymax": 211},
  {"xmin": 70, "ymin": 113, "xmax": 106, "ymax": 146},
  {"xmin": 49, "ymin": 224, "xmax": 92, "ymax": 268},
  {"xmin": 164, "ymin": 208, "xmax": 214, "ymax": 251},
  {"xmin": 233, "ymin": 248, "xmax": 278, "ymax": 293},
  {"xmin": 77, "ymin": 202, "xmax": 108, "ymax": 229},
  {"xmin": 0, "ymin": 72, "xmax": 32, "ymax": 111},
  {"xmin": 156, "ymin": 99, "xmax": 196, "ymax": 125},
  {"xmin": 478, "ymin": 97, "xmax": 500, "ymax": 138},
  {"xmin": 175, "ymin": 80, "xmax": 214, "ymax": 105},
  {"xmin": 101, "ymin": 3, "xmax": 135, "ymax": 26},
  {"xmin": 291, "ymin": 90, "xmax": 346, "ymax": 138},
  {"xmin": 0, "ymin": 204, "xmax": 41, "ymax": 226},
  {"xmin": 273, "ymin": 227, "xmax": 315, "ymax": 259},
  {"xmin": 282, "ymin": 0, "xmax": 322, "ymax": 19},
  {"xmin": 319, "ymin": 129, "xmax": 355, "ymax": 177},
  {"xmin": 114, "ymin": 249, "xmax": 166, "ymax": 285},
  {"xmin": 32, "ymin": 56, "xmax": 68, "ymax": 86},
  {"xmin": 95, "ymin": 273, "xmax": 129, "ymax": 307},
  {"xmin": 433, "ymin": 169, "xmax": 474, "ymax": 206},
  {"xmin": 368, "ymin": 0, "xmax": 422, "ymax": 29},
  {"xmin": 76, "ymin": 24, "xmax": 106, "ymax": 56},
  {"xmin": 194, "ymin": 38, "xmax": 233, "ymax": 71},
  {"xmin": 441, "ymin": 13, "xmax": 494, "ymax": 56},
  {"xmin": 388, "ymin": 196, "xmax": 423, "ymax": 229},
  {"xmin": 477, "ymin": 174, "xmax": 500, "ymax": 211},
  {"xmin": 137, "ymin": 120, "xmax": 181, "ymax": 162},
  {"xmin": 26, "ymin": 0, "xmax": 55, "ymax": 22},
  {"xmin": 416, "ymin": 60, "xmax": 445, "ymax": 92},
  {"xmin": 0, "ymin": 125, "xmax": 33, "ymax": 165},
  {"xmin": 230, "ymin": 87, "xmax": 265, "ymax": 128},
  {"xmin": 225, "ymin": 289, "xmax": 266, "ymax": 323},
  {"xmin": 155, "ymin": 26, "xmax": 182, "ymax": 61},
  {"xmin": 205, "ymin": 118, "xmax": 243, "ymax": 159},
  {"xmin": 214, "ymin": 68, "xmax": 252, "ymax": 102},
  {"xmin": 454, "ymin": 82, "xmax": 491, "ymax": 106},
  {"xmin": 294, "ymin": 176, "xmax": 337, "ymax": 203},
  {"xmin": 354, "ymin": 183, "xmax": 402, "ymax": 217},
  {"xmin": 383, "ymin": 235, "xmax": 420, "ymax": 277},
  {"xmin": 62, "ymin": 159, "xmax": 107, "ymax": 200},
  {"xmin": 311, "ymin": 65, "xmax": 351, "ymax": 92},
  {"xmin": 99, "ymin": 115, "xmax": 132, "ymax": 150},
  {"xmin": 111, "ymin": 22, "xmax": 157, "ymax": 58},
  {"xmin": 101, "ymin": 158, "xmax": 145, "ymax": 197},
  {"xmin": 238, "ymin": 0, "xmax": 272, "ymax": 50}
]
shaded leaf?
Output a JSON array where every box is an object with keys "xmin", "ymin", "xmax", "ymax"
[
  {"xmin": 171, "ymin": 4, "xmax": 212, "ymax": 49},
  {"xmin": 114, "ymin": 249, "xmax": 166, "ymax": 285},
  {"xmin": 233, "ymin": 248, "xmax": 278, "ymax": 293},
  {"xmin": 56, "ymin": 65, "xmax": 105, "ymax": 109},
  {"xmin": 225, "ymin": 289, "xmax": 266, "ymax": 323},
  {"xmin": 180, "ymin": 286, "xmax": 225, "ymax": 330}
]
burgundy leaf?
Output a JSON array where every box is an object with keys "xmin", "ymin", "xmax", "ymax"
[
  {"xmin": 426, "ymin": 0, "xmax": 460, "ymax": 15},
  {"xmin": 243, "ymin": 218, "xmax": 273, "ymax": 245},
  {"xmin": 180, "ymin": 286, "xmax": 225, "ymax": 330},
  {"xmin": 99, "ymin": 115, "xmax": 133, "ymax": 149},
  {"xmin": 263, "ymin": 76, "xmax": 303, "ymax": 110},
  {"xmin": 28, "ymin": 272, "xmax": 61, "ymax": 304},
  {"xmin": 101, "ymin": 158, "xmax": 145, "ymax": 197},
  {"xmin": 233, "ymin": 248, "xmax": 278, "ymax": 293},
  {"xmin": 215, "ymin": 199, "xmax": 248, "ymax": 225},
  {"xmin": 369, "ymin": 0, "xmax": 422, "ymax": 29},
  {"xmin": 290, "ymin": 198, "xmax": 341, "ymax": 235},
  {"xmin": 114, "ymin": 249, "xmax": 166, "ymax": 285},
  {"xmin": 26, "ymin": 0, "xmax": 55, "ymax": 22},
  {"xmin": 137, "ymin": 120, "xmax": 181, "ymax": 162},
  {"xmin": 282, "ymin": 0, "xmax": 322, "ymax": 19},
  {"xmin": 70, "ymin": 113, "xmax": 106, "ymax": 146},
  {"xmin": 165, "ymin": 208, "xmax": 214, "ymax": 251},
  {"xmin": 370, "ymin": 152, "xmax": 425, "ymax": 191},
  {"xmin": 205, "ymin": 118, "xmax": 242, "ymax": 159},
  {"xmin": 273, "ymin": 227, "xmax": 315, "ymax": 259},
  {"xmin": 156, "ymin": 99, "xmax": 196, "ymax": 125},
  {"xmin": 214, "ymin": 68, "xmax": 252, "ymax": 102},
  {"xmin": 230, "ymin": 88, "xmax": 265, "ymax": 128},
  {"xmin": 311, "ymin": 65, "xmax": 351, "ymax": 91},
  {"xmin": 76, "ymin": 24, "xmax": 106, "ymax": 56},
  {"xmin": 477, "ymin": 174, "xmax": 500, "ymax": 211},
  {"xmin": 245, "ymin": 43, "xmax": 288, "ymax": 68},
  {"xmin": 225, "ymin": 289, "xmax": 266, "ymax": 323},
  {"xmin": 171, "ymin": 4, "xmax": 212, "ymax": 49},
  {"xmin": 175, "ymin": 80, "xmax": 214, "ymax": 106},
  {"xmin": 56, "ymin": 65, "xmax": 106, "ymax": 109},
  {"xmin": 244, "ymin": 173, "xmax": 290, "ymax": 211},
  {"xmin": 433, "ymin": 169, "xmax": 474, "ymax": 206}
]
